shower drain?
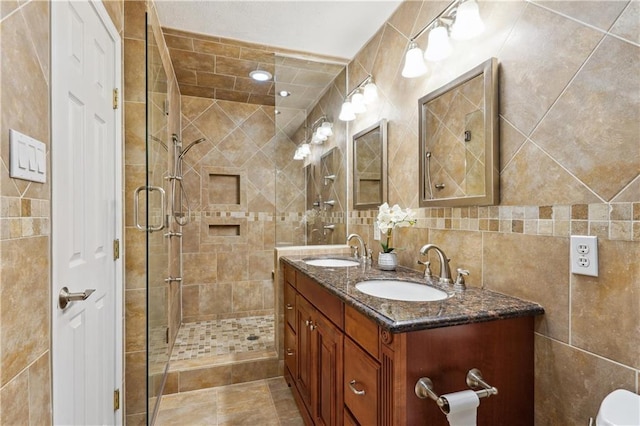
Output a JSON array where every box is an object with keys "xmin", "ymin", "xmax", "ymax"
[{"xmin": 247, "ymin": 334, "xmax": 259, "ymax": 341}]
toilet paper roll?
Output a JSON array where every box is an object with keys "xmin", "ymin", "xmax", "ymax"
[{"xmin": 442, "ymin": 390, "xmax": 480, "ymax": 426}]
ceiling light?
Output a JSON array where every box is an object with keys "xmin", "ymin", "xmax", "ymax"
[
  {"xmin": 249, "ymin": 70, "xmax": 272, "ymax": 81},
  {"xmin": 278, "ymin": 90, "xmax": 291, "ymax": 97},
  {"xmin": 451, "ymin": 0, "xmax": 484, "ymax": 40},
  {"xmin": 338, "ymin": 99, "xmax": 356, "ymax": 121},
  {"xmin": 274, "ymin": 109, "xmax": 281, "ymax": 115},
  {"xmin": 401, "ymin": 42, "xmax": 428, "ymax": 78},
  {"xmin": 424, "ymin": 25, "xmax": 452, "ymax": 62}
]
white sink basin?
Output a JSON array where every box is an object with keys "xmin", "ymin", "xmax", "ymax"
[
  {"xmin": 304, "ymin": 258, "xmax": 360, "ymax": 267},
  {"xmin": 355, "ymin": 280, "xmax": 449, "ymax": 302}
]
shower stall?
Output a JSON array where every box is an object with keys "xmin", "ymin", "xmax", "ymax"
[{"xmin": 142, "ymin": 11, "xmax": 348, "ymax": 423}]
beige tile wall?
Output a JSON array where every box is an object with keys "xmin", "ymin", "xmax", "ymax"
[
  {"xmin": 344, "ymin": 1, "xmax": 639, "ymax": 424},
  {"xmin": 178, "ymin": 94, "xmax": 277, "ymax": 322}
]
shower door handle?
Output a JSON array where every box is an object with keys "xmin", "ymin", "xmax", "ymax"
[{"xmin": 133, "ymin": 185, "xmax": 166, "ymax": 232}]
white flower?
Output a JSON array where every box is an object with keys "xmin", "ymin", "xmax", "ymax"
[{"xmin": 376, "ymin": 202, "xmax": 416, "ymax": 232}]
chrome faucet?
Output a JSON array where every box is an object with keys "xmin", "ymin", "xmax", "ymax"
[
  {"xmin": 419, "ymin": 244, "xmax": 452, "ymax": 285},
  {"xmin": 347, "ymin": 233, "xmax": 367, "ymax": 261}
]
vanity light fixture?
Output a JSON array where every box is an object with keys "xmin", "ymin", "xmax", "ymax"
[
  {"xmin": 401, "ymin": 0, "xmax": 484, "ymax": 78},
  {"xmin": 249, "ymin": 70, "xmax": 272, "ymax": 81},
  {"xmin": 338, "ymin": 74, "xmax": 378, "ymax": 121},
  {"xmin": 309, "ymin": 116, "xmax": 333, "ymax": 144},
  {"xmin": 294, "ymin": 116, "xmax": 334, "ymax": 159}
]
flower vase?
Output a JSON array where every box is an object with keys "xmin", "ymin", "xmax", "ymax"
[{"xmin": 378, "ymin": 252, "xmax": 398, "ymax": 271}]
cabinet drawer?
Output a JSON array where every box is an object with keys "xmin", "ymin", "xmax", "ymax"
[
  {"xmin": 297, "ymin": 273, "xmax": 343, "ymax": 329},
  {"xmin": 284, "ymin": 324, "xmax": 297, "ymax": 379},
  {"xmin": 345, "ymin": 304, "xmax": 379, "ymax": 359},
  {"xmin": 344, "ymin": 338, "xmax": 380, "ymax": 426},
  {"xmin": 285, "ymin": 283, "xmax": 296, "ymax": 331}
]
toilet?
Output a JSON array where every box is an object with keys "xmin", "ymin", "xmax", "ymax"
[{"xmin": 596, "ymin": 389, "xmax": 640, "ymax": 426}]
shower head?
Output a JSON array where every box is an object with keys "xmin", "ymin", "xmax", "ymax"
[{"xmin": 178, "ymin": 137, "xmax": 206, "ymax": 160}]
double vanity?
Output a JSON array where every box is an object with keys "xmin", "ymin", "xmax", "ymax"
[{"xmin": 280, "ymin": 254, "xmax": 544, "ymax": 426}]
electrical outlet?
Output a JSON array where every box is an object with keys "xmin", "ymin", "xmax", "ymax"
[
  {"xmin": 570, "ymin": 235, "xmax": 598, "ymax": 277},
  {"xmin": 373, "ymin": 222, "xmax": 380, "ymax": 241}
]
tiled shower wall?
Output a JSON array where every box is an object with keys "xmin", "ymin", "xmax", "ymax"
[
  {"xmin": 345, "ymin": 1, "xmax": 639, "ymax": 425},
  {"xmin": 178, "ymin": 95, "xmax": 277, "ymax": 323},
  {"xmin": 0, "ymin": 0, "xmax": 124, "ymax": 423}
]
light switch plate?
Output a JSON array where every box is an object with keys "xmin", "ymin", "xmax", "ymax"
[
  {"xmin": 570, "ymin": 235, "xmax": 598, "ymax": 277},
  {"xmin": 10, "ymin": 129, "xmax": 46, "ymax": 183}
]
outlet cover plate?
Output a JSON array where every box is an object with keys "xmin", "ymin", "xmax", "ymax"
[{"xmin": 570, "ymin": 235, "xmax": 598, "ymax": 277}]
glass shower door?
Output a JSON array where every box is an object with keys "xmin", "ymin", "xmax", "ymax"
[{"xmin": 146, "ymin": 14, "xmax": 170, "ymax": 424}]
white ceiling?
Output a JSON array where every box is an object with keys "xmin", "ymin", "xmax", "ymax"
[{"xmin": 155, "ymin": 1, "xmax": 402, "ymax": 61}]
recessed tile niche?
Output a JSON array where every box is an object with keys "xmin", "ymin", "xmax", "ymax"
[
  {"xmin": 209, "ymin": 174, "xmax": 240, "ymax": 205},
  {"xmin": 203, "ymin": 167, "xmax": 247, "ymax": 211}
]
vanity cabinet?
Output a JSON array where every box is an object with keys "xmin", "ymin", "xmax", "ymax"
[
  {"xmin": 285, "ymin": 265, "xmax": 344, "ymax": 426},
  {"xmin": 282, "ymin": 262, "xmax": 536, "ymax": 426}
]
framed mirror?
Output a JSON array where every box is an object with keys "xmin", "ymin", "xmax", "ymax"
[
  {"xmin": 419, "ymin": 57, "xmax": 499, "ymax": 207},
  {"xmin": 353, "ymin": 119, "xmax": 387, "ymax": 210}
]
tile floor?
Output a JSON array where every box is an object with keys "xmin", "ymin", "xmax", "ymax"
[
  {"xmin": 155, "ymin": 377, "xmax": 304, "ymax": 426},
  {"xmin": 149, "ymin": 315, "xmax": 275, "ymax": 365}
]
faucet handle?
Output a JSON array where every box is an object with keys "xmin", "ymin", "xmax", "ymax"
[
  {"xmin": 454, "ymin": 268, "xmax": 469, "ymax": 291},
  {"xmin": 417, "ymin": 260, "xmax": 433, "ymax": 279}
]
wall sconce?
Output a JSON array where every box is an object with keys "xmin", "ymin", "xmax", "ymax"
[
  {"xmin": 401, "ymin": 0, "xmax": 484, "ymax": 78},
  {"xmin": 294, "ymin": 116, "xmax": 334, "ymax": 160},
  {"xmin": 338, "ymin": 74, "xmax": 378, "ymax": 121}
]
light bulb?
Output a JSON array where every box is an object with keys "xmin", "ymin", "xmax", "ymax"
[
  {"xmin": 363, "ymin": 82, "xmax": 378, "ymax": 104},
  {"xmin": 293, "ymin": 148, "xmax": 305, "ymax": 160},
  {"xmin": 339, "ymin": 100, "xmax": 356, "ymax": 121},
  {"xmin": 311, "ymin": 133, "xmax": 324, "ymax": 144},
  {"xmin": 451, "ymin": 0, "xmax": 485, "ymax": 40},
  {"xmin": 351, "ymin": 92, "xmax": 366, "ymax": 114},
  {"xmin": 318, "ymin": 121, "xmax": 333, "ymax": 137},
  {"xmin": 299, "ymin": 143, "xmax": 311, "ymax": 156},
  {"xmin": 424, "ymin": 26, "xmax": 452, "ymax": 61},
  {"xmin": 401, "ymin": 42, "xmax": 428, "ymax": 78}
]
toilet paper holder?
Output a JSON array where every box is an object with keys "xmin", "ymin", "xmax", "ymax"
[{"xmin": 415, "ymin": 368, "xmax": 499, "ymax": 414}]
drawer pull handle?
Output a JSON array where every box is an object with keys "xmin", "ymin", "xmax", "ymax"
[
  {"xmin": 286, "ymin": 304, "xmax": 293, "ymax": 310},
  {"xmin": 310, "ymin": 322, "xmax": 317, "ymax": 331},
  {"xmin": 305, "ymin": 320, "xmax": 311, "ymax": 327},
  {"xmin": 349, "ymin": 380, "xmax": 366, "ymax": 396},
  {"xmin": 286, "ymin": 348, "xmax": 294, "ymax": 356}
]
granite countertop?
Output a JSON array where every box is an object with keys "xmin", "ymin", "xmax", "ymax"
[{"xmin": 281, "ymin": 255, "xmax": 544, "ymax": 333}]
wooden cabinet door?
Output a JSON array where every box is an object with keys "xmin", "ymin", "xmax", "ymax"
[
  {"xmin": 285, "ymin": 323, "xmax": 297, "ymax": 380},
  {"xmin": 312, "ymin": 310, "xmax": 344, "ymax": 426},
  {"xmin": 296, "ymin": 295, "xmax": 314, "ymax": 411}
]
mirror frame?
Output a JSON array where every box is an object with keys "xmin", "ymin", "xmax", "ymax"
[
  {"xmin": 353, "ymin": 119, "xmax": 388, "ymax": 210},
  {"xmin": 418, "ymin": 57, "xmax": 499, "ymax": 208}
]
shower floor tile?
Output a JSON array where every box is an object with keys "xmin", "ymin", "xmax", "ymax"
[{"xmin": 170, "ymin": 315, "xmax": 275, "ymax": 361}]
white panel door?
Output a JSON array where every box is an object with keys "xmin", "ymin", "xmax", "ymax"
[{"xmin": 51, "ymin": 1, "xmax": 121, "ymax": 424}]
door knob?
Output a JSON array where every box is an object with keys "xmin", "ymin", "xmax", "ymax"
[{"xmin": 59, "ymin": 286, "xmax": 96, "ymax": 309}]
